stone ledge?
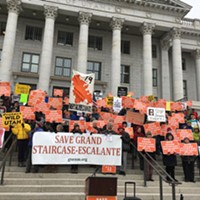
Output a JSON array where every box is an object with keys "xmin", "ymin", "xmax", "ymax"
[{"xmin": 12, "ymin": 71, "xmax": 39, "ymax": 78}]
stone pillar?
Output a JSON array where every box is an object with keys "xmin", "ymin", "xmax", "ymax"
[
  {"xmin": 38, "ymin": 6, "xmax": 57, "ymax": 93},
  {"xmin": 171, "ymin": 28, "xmax": 183, "ymax": 101},
  {"xmin": 195, "ymin": 49, "xmax": 200, "ymax": 101},
  {"xmin": 77, "ymin": 12, "xmax": 92, "ymax": 74},
  {"xmin": 110, "ymin": 17, "xmax": 124, "ymax": 96},
  {"xmin": 141, "ymin": 23, "xmax": 155, "ymax": 96},
  {"xmin": 0, "ymin": 0, "xmax": 22, "ymax": 82},
  {"xmin": 160, "ymin": 40, "xmax": 171, "ymax": 100}
]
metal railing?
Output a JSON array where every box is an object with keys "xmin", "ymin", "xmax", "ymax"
[{"xmin": 130, "ymin": 142, "xmax": 181, "ymax": 200}]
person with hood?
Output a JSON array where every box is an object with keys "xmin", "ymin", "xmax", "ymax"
[
  {"xmin": 193, "ymin": 126, "xmax": 200, "ymax": 143},
  {"xmin": 162, "ymin": 132, "xmax": 177, "ymax": 182}
]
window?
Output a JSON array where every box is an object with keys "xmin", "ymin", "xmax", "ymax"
[
  {"xmin": 152, "ymin": 68, "xmax": 157, "ymax": 87},
  {"xmin": 88, "ymin": 35, "xmax": 103, "ymax": 50},
  {"xmin": 152, "ymin": 45, "xmax": 157, "ymax": 58},
  {"xmin": 21, "ymin": 53, "xmax": 40, "ymax": 73},
  {"xmin": 182, "ymin": 58, "xmax": 186, "ymax": 70},
  {"xmin": 121, "ymin": 40, "xmax": 130, "ymax": 54},
  {"xmin": 183, "ymin": 80, "xmax": 187, "ymax": 98},
  {"xmin": 121, "ymin": 65, "xmax": 130, "ymax": 84},
  {"xmin": 25, "ymin": 25, "xmax": 42, "ymax": 41},
  {"xmin": 53, "ymin": 86, "xmax": 70, "ymax": 97},
  {"xmin": 0, "ymin": 22, "xmax": 6, "ymax": 36},
  {"xmin": 87, "ymin": 61, "xmax": 101, "ymax": 80},
  {"xmin": 0, "ymin": 49, "xmax": 2, "ymax": 60},
  {"xmin": 55, "ymin": 57, "xmax": 72, "ymax": 77},
  {"xmin": 57, "ymin": 31, "xmax": 73, "ymax": 46}
]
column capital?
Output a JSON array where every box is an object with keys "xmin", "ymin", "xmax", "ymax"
[
  {"xmin": 44, "ymin": 5, "xmax": 58, "ymax": 20},
  {"xmin": 141, "ymin": 23, "xmax": 155, "ymax": 35},
  {"xmin": 7, "ymin": 0, "xmax": 22, "ymax": 14},
  {"xmin": 160, "ymin": 40, "xmax": 170, "ymax": 51},
  {"xmin": 110, "ymin": 17, "xmax": 124, "ymax": 30},
  {"xmin": 78, "ymin": 12, "xmax": 92, "ymax": 25},
  {"xmin": 171, "ymin": 27, "xmax": 182, "ymax": 39},
  {"xmin": 193, "ymin": 49, "xmax": 200, "ymax": 59}
]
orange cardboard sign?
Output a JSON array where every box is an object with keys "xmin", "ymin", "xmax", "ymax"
[
  {"xmin": 48, "ymin": 97, "xmax": 63, "ymax": 110},
  {"xmin": 137, "ymin": 137, "xmax": 156, "ymax": 152},
  {"xmin": 96, "ymin": 98, "xmax": 106, "ymax": 107},
  {"xmin": 20, "ymin": 106, "xmax": 35, "ymax": 120},
  {"xmin": 125, "ymin": 127, "xmax": 134, "ymax": 139},
  {"xmin": 86, "ymin": 196, "xmax": 117, "ymax": 200},
  {"xmin": 34, "ymin": 100, "xmax": 50, "ymax": 113},
  {"xmin": 69, "ymin": 120, "xmax": 86, "ymax": 132},
  {"xmin": 139, "ymin": 96, "xmax": 149, "ymax": 103},
  {"xmin": 143, "ymin": 122, "xmax": 161, "ymax": 136},
  {"xmin": 53, "ymin": 89, "xmax": 63, "ymax": 97},
  {"xmin": 122, "ymin": 96, "xmax": 135, "ymax": 108},
  {"xmin": 179, "ymin": 143, "xmax": 198, "ymax": 156},
  {"xmin": 161, "ymin": 141, "xmax": 180, "ymax": 155},
  {"xmin": 97, "ymin": 120, "xmax": 106, "ymax": 128},
  {"xmin": 100, "ymin": 112, "xmax": 113, "ymax": 122},
  {"xmin": 0, "ymin": 118, "xmax": 9, "ymax": 131},
  {"xmin": 28, "ymin": 89, "xmax": 46, "ymax": 107},
  {"xmin": 154, "ymin": 99, "xmax": 166, "ymax": 109},
  {"xmin": 170, "ymin": 102, "xmax": 183, "ymax": 112},
  {"xmin": 160, "ymin": 124, "xmax": 176, "ymax": 137},
  {"xmin": 186, "ymin": 100, "xmax": 193, "ymax": 107},
  {"xmin": 85, "ymin": 122, "xmax": 98, "ymax": 133},
  {"xmin": 0, "ymin": 82, "xmax": 10, "ymax": 97},
  {"xmin": 102, "ymin": 165, "xmax": 116, "ymax": 174},
  {"xmin": 176, "ymin": 129, "xmax": 193, "ymax": 141},
  {"xmin": 172, "ymin": 113, "xmax": 185, "ymax": 123},
  {"xmin": 114, "ymin": 115, "xmax": 126, "ymax": 124},
  {"xmin": 126, "ymin": 110, "xmax": 145, "ymax": 125},
  {"xmin": 64, "ymin": 97, "xmax": 69, "ymax": 105},
  {"xmin": 45, "ymin": 110, "xmax": 62, "ymax": 123},
  {"xmin": 168, "ymin": 116, "xmax": 179, "ymax": 130},
  {"xmin": 133, "ymin": 100, "xmax": 146, "ymax": 113}
]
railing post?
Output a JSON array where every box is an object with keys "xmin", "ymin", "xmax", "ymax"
[
  {"xmin": 1, "ymin": 160, "xmax": 6, "ymax": 185},
  {"xmin": 143, "ymin": 158, "xmax": 147, "ymax": 187},
  {"xmin": 172, "ymin": 183, "xmax": 176, "ymax": 200},
  {"xmin": 159, "ymin": 176, "xmax": 163, "ymax": 200}
]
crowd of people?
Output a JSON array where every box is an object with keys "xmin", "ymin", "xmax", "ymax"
[{"xmin": 1, "ymin": 93, "xmax": 200, "ymax": 183}]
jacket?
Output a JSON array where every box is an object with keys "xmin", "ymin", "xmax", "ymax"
[
  {"xmin": 12, "ymin": 123, "xmax": 31, "ymax": 140},
  {"xmin": 163, "ymin": 154, "xmax": 177, "ymax": 166},
  {"xmin": 121, "ymin": 131, "xmax": 131, "ymax": 152}
]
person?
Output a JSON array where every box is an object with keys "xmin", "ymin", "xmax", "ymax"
[
  {"xmin": 92, "ymin": 120, "xmax": 102, "ymax": 133},
  {"xmin": 148, "ymin": 108, "xmax": 154, "ymax": 116},
  {"xmin": 118, "ymin": 124, "xmax": 130, "ymax": 176},
  {"xmin": 193, "ymin": 126, "xmax": 200, "ymax": 143},
  {"xmin": 162, "ymin": 132, "xmax": 177, "ymax": 182},
  {"xmin": 181, "ymin": 137, "xmax": 196, "ymax": 182},
  {"xmin": 56, "ymin": 124, "xmax": 64, "ymax": 133},
  {"xmin": 0, "ymin": 98, "xmax": 7, "ymax": 117},
  {"xmin": 189, "ymin": 114, "xmax": 199, "ymax": 131},
  {"xmin": 12, "ymin": 121, "xmax": 31, "ymax": 167}
]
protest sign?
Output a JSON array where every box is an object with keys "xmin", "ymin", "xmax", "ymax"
[
  {"xmin": 45, "ymin": 110, "xmax": 62, "ymax": 123},
  {"xmin": 170, "ymin": 102, "xmax": 183, "ymax": 112},
  {"xmin": 137, "ymin": 137, "xmax": 156, "ymax": 152},
  {"xmin": 48, "ymin": 97, "xmax": 63, "ymax": 110},
  {"xmin": 121, "ymin": 96, "xmax": 135, "ymax": 108},
  {"xmin": 97, "ymin": 120, "xmax": 106, "ymax": 128},
  {"xmin": 15, "ymin": 83, "xmax": 30, "ymax": 95},
  {"xmin": 69, "ymin": 70, "xmax": 95, "ymax": 113},
  {"xmin": 117, "ymin": 86, "xmax": 128, "ymax": 97},
  {"xmin": 113, "ymin": 97, "xmax": 122, "ymax": 113},
  {"xmin": 147, "ymin": 107, "xmax": 166, "ymax": 122},
  {"xmin": 34, "ymin": 101, "xmax": 50, "ymax": 113},
  {"xmin": 114, "ymin": 115, "xmax": 126, "ymax": 124},
  {"xmin": 28, "ymin": 89, "xmax": 46, "ymax": 107},
  {"xmin": 161, "ymin": 141, "xmax": 180, "ymax": 155},
  {"xmin": 102, "ymin": 165, "xmax": 116, "ymax": 174},
  {"xmin": 134, "ymin": 100, "xmax": 147, "ymax": 114},
  {"xmin": 20, "ymin": 94, "xmax": 28, "ymax": 103},
  {"xmin": 20, "ymin": 106, "xmax": 35, "ymax": 120},
  {"xmin": 154, "ymin": 99, "xmax": 166, "ymax": 109},
  {"xmin": 32, "ymin": 132, "xmax": 122, "ymax": 165},
  {"xmin": 171, "ymin": 113, "xmax": 185, "ymax": 123},
  {"xmin": 106, "ymin": 96, "xmax": 113, "ymax": 107},
  {"xmin": 143, "ymin": 122, "xmax": 161, "ymax": 136},
  {"xmin": 53, "ymin": 89, "xmax": 63, "ymax": 97},
  {"xmin": 179, "ymin": 143, "xmax": 198, "ymax": 156},
  {"xmin": 69, "ymin": 120, "xmax": 86, "ymax": 132},
  {"xmin": 100, "ymin": 112, "xmax": 113, "ymax": 122},
  {"xmin": 0, "ymin": 118, "xmax": 9, "ymax": 131},
  {"xmin": 168, "ymin": 116, "xmax": 179, "ymax": 130},
  {"xmin": 0, "ymin": 128, "xmax": 5, "ymax": 148},
  {"xmin": 148, "ymin": 95, "xmax": 154, "ymax": 102},
  {"xmin": 186, "ymin": 101, "xmax": 193, "ymax": 107},
  {"xmin": 64, "ymin": 97, "xmax": 69, "ymax": 105},
  {"xmin": 125, "ymin": 127, "xmax": 134, "ymax": 139},
  {"xmin": 85, "ymin": 122, "xmax": 98, "ymax": 133},
  {"xmin": 176, "ymin": 129, "xmax": 193, "ymax": 141},
  {"xmin": 2, "ymin": 112, "xmax": 22, "ymax": 128},
  {"xmin": 97, "ymin": 98, "xmax": 106, "ymax": 107},
  {"xmin": 126, "ymin": 110, "xmax": 145, "ymax": 125},
  {"xmin": 0, "ymin": 82, "xmax": 10, "ymax": 97}
]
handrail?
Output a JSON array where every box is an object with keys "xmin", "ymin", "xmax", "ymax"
[
  {"xmin": 130, "ymin": 142, "xmax": 181, "ymax": 200},
  {"xmin": 0, "ymin": 137, "xmax": 17, "ymax": 185},
  {"xmin": 0, "ymin": 133, "xmax": 13, "ymax": 154}
]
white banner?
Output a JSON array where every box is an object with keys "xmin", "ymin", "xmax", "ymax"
[
  {"xmin": 0, "ymin": 128, "xmax": 5, "ymax": 149},
  {"xmin": 147, "ymin": 107, "xmax": 166, "ymax": 122},
  {"xmin": 32, "ymin": 132, "xmax": 122, "ymax": 165},
  {"xmin": 113, "ymin": 97, "xmax": 122, "ymax": 113},
  {"xmin": 69, "ymin": 70, "xmax": 95, "ymax": 113}
]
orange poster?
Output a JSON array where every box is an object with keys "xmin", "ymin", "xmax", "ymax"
[
  {"xmin": 139, "ymin": 96, "xmax": 149, "ymax": 103},
  {"xmin": 85, "ymin": 122, "xmax": 98, "ymax": 133},
  {"xmin": 100, "ymin": 112, "xmax": 113, "ymax": 122},
  {"xmin": 63, "ymin": 97, "xmax": 69, "ymax": 105},
  {"xmin": 133, "ymin": 100, "xmax": 147, "ymax": 114},
  {"xmin": 0, "ymin": 118, "xmax": 9, "ymax": 131},
  {"xmin": 137, "ymin": 137, "xmax": 156, "ymax": 152},
  {"xmin": 160, "ymin": 124, "xmax": 176, "ymax": 137},
  {"xmin": 143, "ymin": 122, "xmax": 161, "ymax": 136},
  {"xmin": 186, "ymin": 100, "xmax": 193, "ymax": 107},
  {"xmin": 20, "ymin": 106, "xmax": 35, "ymax": 120},
  {"xmin": 34, "ymin": 100, "xmax": 50, "ymax": 113},
  {"xmin": 45, "ymin": 110, "xmax": 62, "ymax": 123},
  {"xmin": 125, "ymin": 127, "xmax": 134, "ymax": 139},
  {"xmin": 96, "ymin": 98, "xmax": 106, "ymax": 107},
  {"xmin": 97, "ymin": 120, "xmax": 106, "ymax": 128},
  {"xmin": 168, "ymin": 116, "xmax": 179, "ymax": 130},
  {"xmin": 122, "ymin": 96, "xmax": 135, "ymax": 108},
  {"xmin": 172, "ymin": 113, "xmax": 185, "ymax": 123},
  {"xmin": 126, "ymin": 110, "xmax": 145, "ymax": 125},
  {"xmin": 53, "ymin": 89, "xmax": 63, "ymax": 97},
  {"xmin": 28, "ymin": 89, "xmax": 46, "ymax": 107},
  {"xmin": 179, "ymin": 143, "xmax": 198, "ymax": 156},
  {"xmin": 48, "ymin": 97, "xmax": 63, "ymax": 110},
  {"xmin": 114, "ymin": 115, "xmax": 126, "ymax": 124},
  {"xmin": 176, "ymin": 129, "xmax": 193, "ymax": 141},
  {"xmin": 69, "ymin": 120, "xmax": 86, "ymax": 132},
  {"xmin": 102, "ymin": 165, "xmax": 116, "ymax": 174},
  {"xmin": 154, "ymin": 99, "xmax": 166, "ymax": 109},
  {"xmin": 0, "ymin": 82, "xmax": 10, "ymax": 97},
  {"xmin": 161, "ymin": 141, "xmax": 180, "ymax": 155},
  {"xmin": 170, "ymin": 102, "xmax": 183, "ymax": 112}
]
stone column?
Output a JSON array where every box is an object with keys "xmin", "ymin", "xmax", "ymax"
[
  {"xmin": 38, "ymin": 6, "xmax": 57, "ymax": 93},
  {"xmin": 160, "ymin": 40, "xmax": 171, "ymax": 100},
  {"xmin": 0, "ymin": 0, "xmax": 22, "ymax": 82},
  {"xmin": 171, "ymin": 28, "xmax": 183, "ymax": 101},
  {"xmin": 77, "ymin": 12, "xmax": 92, "ymax": 74},
  {"xmin": 195, "ymin": 49, "xmax": 200, "ymax": 100},
  {"xmin": 110, "ymin": 17, "xmax": 124, "ymax": 96},
  {"xmin": 141, "ymin": 23, "xmax": 155, "ymax": 96}
]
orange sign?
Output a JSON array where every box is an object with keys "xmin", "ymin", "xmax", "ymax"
[
  {"xmin": 137, "ymin": 137, "xmax": 156, "ymax": 152},
  {"xmin": 126, "ymin": 110, "xmax": 145, "ymax": 125},
  {"xmin": 96, "ymin": 98, "xmax": 106, "ymax": 108},
  {"xmin": 186, "ymin": 100, "xmax": 193, "ymax": 107},
  {"xmin": 97, "ymin": 120, "xmax": 106, "ymax": 128},
  {"xmin": 86, "ymin": 196, "xmax": 117, "ymax": 200},
  {"xmin": 143, "ymin": 122, "xmax": 161, "ymax": 136},
  {"xmin": 154, "ymin": 99, "xmax": 166, "ymax": 109},
  {"xmin": 102, "ymin": 165, "xmax": 116, "ymax": 174},
  {"xmin": 100, "ymin": 112, "xmax": 113, "ymax": 122},
  {"xmin": 34, "ymin": 101, "xmax": 50, "ymax": 113},
  {"xmin": 179, "ymin": 143, "xmax": 198, "ymax": 156},
  {"xmin": 114, "ymin": 115, "xmax": 126, "ymax": 124},
  {"xmin": 168, "ymin": 116, "xmax": 179, "ymax": 130},
  {"xmin": 45, "ymin": 110, "xmax": 62, "ymax": 123},
  {"xmin": 64, "ymin": 97, "xmax": 69, "ymax": 105},
  {"xmin": 176, "ymin": 129, "xmax": 193, "ymax": 141},
  {"xmin": 53, "ymin": 89, "xmax": 63, "ymax": 97},
  {"xmin": 48, "ymin": 97, "xmax": 63, "ymax": 110},
  {"xmin": 85, "ymin": 122, "xmax": 98, "ymax": 133},
  {"xmin": 161, "ymin": 141, "xmax": 180, "ymax": 155},
  {"xmin": 172, "ymin": 113, "xmax": 185, "ymax": 123},
  {"xmin": 28, "ymin": 89, "xmax": 46, "ymax": 107},
  {"xmin": 0, "ymin": 82, "xmax": 10, "ymax": 97},
  {"xmin": 69, "ymin": 120, "xmax": 86, "ymax": 132},
  {"xmin": 170, "ymin": 102, "xmax": 183, "ymax": 112},
  {"xmin": 122, "ymin": 96, "xmax": 135, "ymax": 108},
  {"xmin": 0, "ymin": 118, "xmax": 9, "ymax": 131},
  {"xmin": 20, "ymin": 106, "xmax": 35, "ymax": 120},
  {"xmin": 125, "ymin": 127, "xmax": 134, "ymax": 139}
]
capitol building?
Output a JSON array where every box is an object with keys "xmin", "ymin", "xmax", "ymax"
[{"xmin": 0, "ymin": 0, "xmax": 200, "ymax": 102}]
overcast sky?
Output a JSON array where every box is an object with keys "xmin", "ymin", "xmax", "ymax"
[{"xmin": 181, "ymin": 0, "xmax": 200, "ymax": 19}]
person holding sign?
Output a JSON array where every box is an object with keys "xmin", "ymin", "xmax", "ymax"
[{"xmin": 162, "ymin": 133, "xmax": 178, "ymax": 182}]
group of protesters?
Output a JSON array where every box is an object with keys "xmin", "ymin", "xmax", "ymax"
[{"xmin": 1, "ymin": 92, "xmax": 200, "ymax": 183}]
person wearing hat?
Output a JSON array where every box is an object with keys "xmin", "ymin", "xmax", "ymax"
[
  {"xmin": 118, "ymin": 124, "xmax": 130, "ymax": 176},
  {"xmin": 193, "ymin": 126, "xmax": 200, "ymax": 142}
]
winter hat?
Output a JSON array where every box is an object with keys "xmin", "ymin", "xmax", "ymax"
[{"xmin": 118, "ymin": 124, "xmax": 124, "ymax": 130}]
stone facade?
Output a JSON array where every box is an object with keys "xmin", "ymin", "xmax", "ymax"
[{"xmin": 0, "ymin": 0, "xmax": 199, "ymax": 101}]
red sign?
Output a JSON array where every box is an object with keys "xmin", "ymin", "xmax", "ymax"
[
  {"xmin": 102, "ymin": 165, "xmax": 116, "ymax": 174},
  {"xmin": 143, "ymin": 122, "xmax": 161, "ymax": 136},
  {"xmin": 161, "ymin": 141, "xmax": 180, "ymax": 155},
  {"xmin": 20, "ymin": 106, "xmax": 35, "ymax": 120},
  {"xmin": 179, "ymin": 143, "xmax": 198, "ymax": 156},
  {"xmin": 176, "ymin": 129, "xmax": 193, "ymax": 141},
  {"xmin": 137, "ymin": 137, "xmax": 156, "ymax": 152}
]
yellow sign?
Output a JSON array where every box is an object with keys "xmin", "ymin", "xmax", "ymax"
[
  {"xmin": 15, "ymin": 83, "xmax": 31, "ymax": 94},
  {"xmin": 2, "ymin": 112, "xmax": 22, "ymax": 128},
  {"xmin": 148, "ymin": 95, "xmax": 154, "ymax": 101},
  {"xmin": 106, "ymin": 97, "xmax": 113, "ymax": 107},
  {"xmin": 166, "ymin": 102, "xmax": 171, "ymax": 111}
]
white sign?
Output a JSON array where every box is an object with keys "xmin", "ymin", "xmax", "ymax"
[
  {"xmin": 32, "ymin": 132, "xmax": 122, "ymax": 165},
  {"xmin": 113, "ymin": 97, "xmax": 122, "ymax": 113},
  {"xmin": 147, "ymin": 107, "xmax": 166, "ymax": 122}
]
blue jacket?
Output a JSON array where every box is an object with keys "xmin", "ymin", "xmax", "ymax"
[{"xmin": 28, "ymin": 127, "xmax": 43, "ymax": 146}]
